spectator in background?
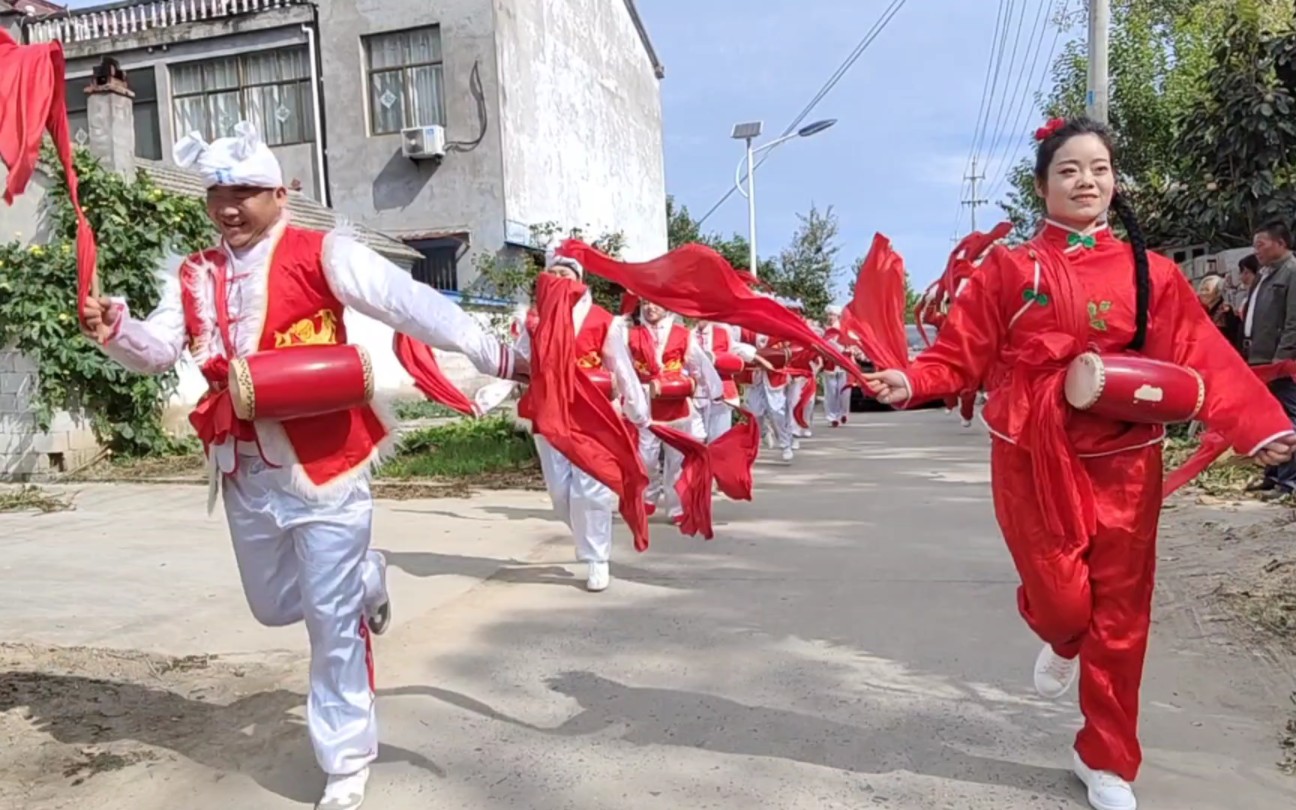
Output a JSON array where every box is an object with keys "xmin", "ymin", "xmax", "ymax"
[
  {"xmin": 1197, "ymin": 273, "xmax": 1243, "ymax": 353},
  {"xmin": 1243, "ymin": 222, "xmax": 1296, "ymax": 494},
  {"xmin": 1237, "ymin": 253, "xmax": 1260, "ymax": 320}
]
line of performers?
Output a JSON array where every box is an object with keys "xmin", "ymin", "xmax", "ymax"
[
  {"xmin": 47, "ymin": 112, "xmax": 1296, "ymax": 810},
  {"xmin": 511, "ymin": 261, "xmax": 869, "ymax": 593}
]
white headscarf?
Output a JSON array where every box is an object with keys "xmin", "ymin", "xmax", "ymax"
[
  {"xmin": 173, "ymin": 121, "xmax": 284, "ymax": 189},
  {"xmin": 545, "ymin": 251, "xmax": 585, "ymax": 278}
]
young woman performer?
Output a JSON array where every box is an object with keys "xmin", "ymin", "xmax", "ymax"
[{"xmin": 865, "ymin": 118, "xmax": 1296, "ymax": 810}]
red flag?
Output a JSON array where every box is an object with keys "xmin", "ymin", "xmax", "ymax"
[
  {"xmin": 0, "ymin": 30, "xmax": 99, "ymax": 332},
  {"xmin": 518, "ymin": 274, "xmax": 651, "ymax": 550},
  {"xmin": 649, "ymin": 424, "xmax": 714, "ymax": 539},
  {"xmin": 710, "ymin": 408, "xmax": 760, "ymax": 501},
  {"xmin": 841, "ymin": 233, "xmax": 909, "ymax": 371},
  {"xmin": 793, "ymin": 369, "xmax": 817, "ymax": 429},
  {"xmin": 1163, "ymin": 360, "xmax": 1296, "ymax": 497},
  {"xmin": 558, "ymin": 240, "xmax": 865, "ymax": 385},
  {"xmin": 392, "ymin": 332, "xmax": 477, "ymax": 417}
]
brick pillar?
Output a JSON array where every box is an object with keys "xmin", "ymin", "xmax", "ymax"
[{"xmin": 85, "ymin": 57, "xmax": 136, "ymax": 178}]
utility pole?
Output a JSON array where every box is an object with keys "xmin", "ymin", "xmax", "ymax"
[
  {"xmin": 1086, "ymin": 0, "xmax": 1109, "ymax": 123},
  {"xmin": 962, "ymin": 157, "xmax": 987, "ymax": 232}
]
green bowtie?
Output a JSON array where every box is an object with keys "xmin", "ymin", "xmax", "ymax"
[{"xmin": 1067, "ymin": 232, "xmax": 1097, "ymax": 249}]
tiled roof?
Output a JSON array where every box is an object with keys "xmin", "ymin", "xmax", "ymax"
[
  {"xmin": 0, "ymin": 0, "xmax": 65, "ymax": 15},
  {"xmin": 136, "ymin": 159, "xmax": 421, "ymax": 263}
]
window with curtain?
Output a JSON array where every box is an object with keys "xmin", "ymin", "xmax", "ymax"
[
  {"xmin": 170, "ymin": 48, "xmax": 315, "ymax": 147},
  {"xmin": 364, "ymin": 26, "xmax": 447, "ymax": 136},
  {"xmin": 64, "ymin": 67, "xmax": 163, "ymax": 160}
]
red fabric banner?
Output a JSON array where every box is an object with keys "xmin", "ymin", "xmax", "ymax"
[
  {"xmin": 556, "ymin": 240, "xmax": 866, "ymax": 386},
  {"xmin": 0, "ymin": 30, "xmax": 99, "ymax": 330},
  {"xmin": 518, "ymin": 274, "xmax": 651, "ymax": 550},
  {"xmin": 841, "ymin": 233, "xmax": 909, "ymax": 371},
  {"xmin": 649, "ymin": 424, "xmax": 714, "ymax": 539},
  {"xmin": 392, "ymin": 333, "xmax": 477, "ymax": 417},
  {"xmin": 709, "ymin": 408, "xmax": 760, "ymax": 501}
]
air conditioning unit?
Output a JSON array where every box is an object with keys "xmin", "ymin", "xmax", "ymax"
[{"xmin": 401, "ymin": 125, "xmax": 446, "ymax": 161}]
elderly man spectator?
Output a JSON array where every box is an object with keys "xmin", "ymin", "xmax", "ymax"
[
  {"xmin": 1197, "ymin": 273, "xmax": 1243, "ymax": 353},
  {"xmin": 1243, "ymin": 221, "xmax": 1296, "ymax": 494}
]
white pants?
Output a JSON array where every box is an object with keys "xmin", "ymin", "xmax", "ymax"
[
  {"xmin": 534, "ymin": 436, "xmax": 615, "ymax": 563},
  {"xmin": 823, "ymin": 370, "xmax": 851, "ymax": 422},
  {"xmin": 222, "ymin": 456, "xmax": 387, "ymax": 777},
  {"xmin": 701, "ymin": 399, "xmax": 733, "ymax": 443},
  {"xmin": 639, "ymin": 412, "xmax": 705, "ymax": 517},
  {"xmin": 787, "ymin": 377, "xmax": 813, "ymax": 437},
  {"xmin": 744, "ymin": 382, "xmax": 791, "ymax": 451}
]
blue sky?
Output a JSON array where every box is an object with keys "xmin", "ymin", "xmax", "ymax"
[{"xmin": 638, "ymin": 0, "xmax": 1072, "ymax": 294}]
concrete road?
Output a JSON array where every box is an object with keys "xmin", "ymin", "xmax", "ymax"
[{"xmin": 3, "ymin": 411, "xmax": 1294, "ymax": 810}]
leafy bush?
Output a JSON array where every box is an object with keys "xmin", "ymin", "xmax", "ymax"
[
  {"xmin": 0, "ymin": 147, "xmax": 213, "ymax": 456},
  {"xmin": 380, "ymin": 415, "xmax": 537, "ymax": 479}
]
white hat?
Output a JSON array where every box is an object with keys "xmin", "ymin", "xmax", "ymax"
[
  {"xmin": 173, "ymin": 121, "xmax": 284, "ymax": 189},
  {"xmin": 545, "ymin": 252, "xmax": 584, "ymax": 278}
]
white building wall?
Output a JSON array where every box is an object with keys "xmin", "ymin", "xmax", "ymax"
[{"xmin": 493, "ymin": 0, "xmax": 667, "ymax": 260}]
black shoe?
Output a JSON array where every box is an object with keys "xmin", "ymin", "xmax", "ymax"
[
  {"xmin": 1247, "ymin": 479, "xmax": 1277, "ymax": 493},
  {"xmin": 366, "ymin": 600, "xmax": 391, "ymax": 636}
]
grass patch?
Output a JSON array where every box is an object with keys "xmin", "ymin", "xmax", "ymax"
[
  {"xmin": 392, "ymin": 400, "xmax": 464, "ymax": 421},
  {"xmin": 0, "ymin": 485, "xmax": 73, "ymax": 513},
  {"xmin": 379, "ymin": 414, "xmax": 539, "ymax": 481},
  {"xmin": 1165, "ymin": 434, "xmax": 1262, "ymax": 497}
]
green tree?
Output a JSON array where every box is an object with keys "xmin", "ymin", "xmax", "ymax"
[
  {"xmin": 763, "ymin": 204, "xmax": 840, "ymax": 321},
  {"xmin": 0, "ymin": 148, "xmax": 213, "ymax": 457},
  {"xmin": 998, "ymin": 0, "xmax": 1293, "ymax": 243},
  {"xmin": 1147, "ymin": 10, "xmax": 1296, "ymax": 247},
  {"xmin": 466, "ymin": 222, "xmax": 626, "ymax": 315}
]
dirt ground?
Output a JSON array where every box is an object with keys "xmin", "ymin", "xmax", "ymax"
[
  {"xmin": 0, "ymin": 488, "xmax": 1293, "ymax": 808},
  {"xmin": 0, "ymin": 643, "xmax": 309, "ymax": 810}
]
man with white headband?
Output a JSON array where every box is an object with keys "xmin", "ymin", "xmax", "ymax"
[
  {"xmin": 628, "ymin": 298, "xmax": 722, "ymax": 522},
  {"xmin": 81, "ymin": 122, "xmax": 527, "ymax": 810},
  {"xmin": 514, "ymin": 255, "xmax": 649, "ymax": 591}
]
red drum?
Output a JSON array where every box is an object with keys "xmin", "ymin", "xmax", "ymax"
[
  {"xmin": 756, "ymin": 345, "xmax": 793, "ymax": 369},
  {"xmin": 584, "ymin": 369, "xmax": 614, "ymax": 399},
  {"xmin": 1063, "ymin": 352, "xmax": 1205, "ymax": 424},
  {"xmin": 654, "ymin": 377, "xmax": 696, "ymax": 400},
  {"xmin": 229, "ymin": 345, "xmax": 375, "ymax": 422},
  {"xmin": 713, "ymin": 352, "xmax": 744, "ymax": 377}
]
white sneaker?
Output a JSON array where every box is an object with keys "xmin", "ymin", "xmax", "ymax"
[
  {"xmin": 961, "ymin": 418, "xmax": 973, "ymax": 428},
  {"xmin": 791, "ymin": 437, "xmax": 801, "ymax": 450},
  {"xmin": 781, "ymin": 448, "xmax": 794, "ymax": 462},
  {"xmin": 317, "ymin": 768, "xmax": 368, "ymax": 810},
  {"xmin": 1034, "ymin": 644, "xmax": 1078, "ymax": 699},
  {"xmin": 1073, "ymin": 750, "xmax": 1137, "ymax": 810},
  {"xmin": 586, "ymin": 561, "xmax": 610, "ymax": 592}
]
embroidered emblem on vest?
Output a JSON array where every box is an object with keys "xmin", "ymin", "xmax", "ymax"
[
  {"xmin": 577, "ymin": 350, "xmax": 602, "ymax": 369},
  {"xmin": 1022, "ymin": 288, "xmax": 1051, "ymax": 306},
  {"xmin": 275, "ymin": 309, "xmax": 339, "ymax": 348}
]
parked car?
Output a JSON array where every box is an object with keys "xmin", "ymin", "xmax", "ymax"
[{"xmin": 849, "ymin": 323, "xmax": 942, "ymax": 412}]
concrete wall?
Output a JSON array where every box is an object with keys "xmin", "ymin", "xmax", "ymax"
[
  {"xmin": 315, "ymin": 0, "xmax": 508, "ymax": 283},
  {"xmin": 0, "ymin": 163, "xmax": 50, "ymax": 247},
  {"xmin": 493, "ymin": 0, "xmax": 667, "ymax": 260},
  {"xmin": 0, "ymin": 350, "xmax": 102, "ymax": 480}
]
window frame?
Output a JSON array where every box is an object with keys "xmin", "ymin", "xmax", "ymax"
[
  {"xmin": 363, "ymin": 25, "xmax": 447, "ymax": 136},
  {"xmin": 169, "ymin": 49, "xmax": 315, "ymax": 147},
  {"xmin": 408, "ymin": 236, "xmax": 463, "ymax": 292}
]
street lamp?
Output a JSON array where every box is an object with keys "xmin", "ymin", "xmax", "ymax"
[{"xmin": 731, "ymin": 118, "xmax": 837, "ymax": 278}]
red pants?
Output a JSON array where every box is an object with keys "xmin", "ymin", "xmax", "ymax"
[
  {"xmin": 944, "ymin": 391, "xmax": 977, "ymax": 422},
  {"xmin": 991, "ymin": 439, "xmax": 1161, "ymax": 782}
]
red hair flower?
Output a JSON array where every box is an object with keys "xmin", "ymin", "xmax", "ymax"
[{"xmin": 1034, "ymin": 117, "xmax": 1067, "ymax": 142}]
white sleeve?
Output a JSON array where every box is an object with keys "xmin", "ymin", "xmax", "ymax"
[
  {"xmin": 515, "ymin": 327, "xmax": 533, "ymax": 363},
  {"xmin": 323, "ymin": 233, "xmax": 514, "ymax": 379},
  {"xmin": 685, "ymin": 335, "xmax": 723, "ymax": 400},
  {"xmin": 730, "ymin": 340, "xmax": 758, "ymax": 363},
  {"xmin": 100, "ymin": 271, "xmax": 187, "ymax": 375},
  {"xmin": 604, "ymin": 317, "xmax": 649, "ymax": 426}
]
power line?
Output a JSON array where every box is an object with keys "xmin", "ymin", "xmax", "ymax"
[
  {"xmin": 983, "ymin": 0, "xmax": 1072, "ymax": 203},
  {"xmin": 979, "ymin": 0, "xmax": 1058, "ymax": 199},
  {"xmin": 950, "ymin": 0, "xmax": 1012, "ymax": 240},
  {"xmin": 695, "ymin": 0, "xmax": 909, "ymax": 228}
]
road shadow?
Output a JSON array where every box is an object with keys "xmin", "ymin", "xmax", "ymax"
[
  {"xmin": 391, "ymin": 673, "xmax": 1079, "ymax": 800},
  {"xmin": 0, "ymin": 670, "xmax": 443, "ymax": 802}
]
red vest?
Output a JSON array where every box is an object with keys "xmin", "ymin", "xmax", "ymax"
[
  {"xmin": 708, "ymin": 325, "xmax": 740, "ymax": 402},
  {"xmin": 180, "ymin": 226, "xmax": 390, "ymax": 492},
  {"xmin": 631, "ymin": 321, "xmax": 691, "ymax": 423},
  {"xmin": 516, "ymin": 304, "xmax": 614, "ymax": 421}
]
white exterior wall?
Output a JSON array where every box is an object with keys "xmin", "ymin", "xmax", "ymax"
[{"xmin": 493, "ymin": 0, "xmax": 667, "ymax": 260}]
